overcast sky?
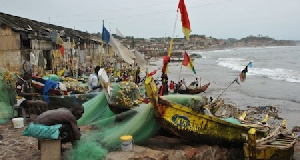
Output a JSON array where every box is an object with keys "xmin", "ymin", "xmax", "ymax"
[{"xmin": 1, "ymin": 0, "xmax": 299, "ymax": 40}]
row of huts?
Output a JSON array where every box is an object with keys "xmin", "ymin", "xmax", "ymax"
[{"xmin": 0, "ymin": 12, "xmax": 105, "ymax": 73}]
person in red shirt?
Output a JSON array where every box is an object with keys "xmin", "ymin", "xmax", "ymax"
[{"xmin": 169, "ymin": 81, "xmax": 175, "ymax": 94}]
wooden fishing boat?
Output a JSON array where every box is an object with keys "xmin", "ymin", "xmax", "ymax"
[
  {"xmin": 178, "ymin": 82, "xmax": 210, "ymax": 94},
  {"xmin": 31, "ymin": 75, "xmax": 93, "ymax": 109},
  {"xmin": 31, "ymin": 75, "xmax": 67, "ymax": 95},
  {"xmin": 243, "ymin": 122, "xmax": 297, "ymax": 160},
  {"xmin": 31, "ymin": 75, "xmax": 86, "ymax": 95},
  {"xmin": 145, "ymin": 76, "xmax": 271, "ymax": 146}
]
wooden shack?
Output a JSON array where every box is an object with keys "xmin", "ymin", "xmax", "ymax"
[{"xmin": 0, "ymin": 12, "xmax": 102, "ymax": 73}]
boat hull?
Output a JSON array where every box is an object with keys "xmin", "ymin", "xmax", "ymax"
[
  {"xmin": 145, "ymin": 76, "xmax": 266, "ymax": 146},
  {"xmin": 244, "ymin": 130, "xmax": 296, "ymax": 159},
  {"xmin": 178, "ymin": 82, "xmax": 210, "ymax": 94},
  {"xmin": 155, "ymin": 98, "xmax": 266, "ymax": 146}
]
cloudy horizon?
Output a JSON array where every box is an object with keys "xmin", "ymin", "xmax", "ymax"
[{"xmin": 1, "ymin": 0, "xmax": 299, "ymax": 40}]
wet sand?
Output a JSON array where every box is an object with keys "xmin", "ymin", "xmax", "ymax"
[{"xmin": 1, "ymin": 120, "xmax": 300, "ymax": 159}]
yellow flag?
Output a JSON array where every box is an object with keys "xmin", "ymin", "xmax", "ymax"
[{"xmin": 110, "ymin": 46, "xmax": 114, "ymax": 58}]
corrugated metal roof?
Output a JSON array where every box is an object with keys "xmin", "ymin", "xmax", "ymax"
[{"xmin": 0, "ymin": 12, "xmax": 101, "ymax": 43}]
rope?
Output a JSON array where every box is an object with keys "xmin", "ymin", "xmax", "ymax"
[{"xmin": 213, "ymin": 62, "xmax": 251, "ymax": 102}]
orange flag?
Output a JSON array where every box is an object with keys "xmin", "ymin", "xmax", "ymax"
[{"xmin": 178, "ymin": 0, "xmax": 191, "ymax": 40}]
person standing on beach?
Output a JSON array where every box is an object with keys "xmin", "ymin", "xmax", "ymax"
[
  {"xmin": 135, "ymin": 66, "xmax": 141, "ymax": 84},
  {"xmin": 88, "ymin": 65, "xmax": 101, "ymax": 92},
  {"xmin": 161, "ymin": 74, "xmax": 169, "ymax": 95},
  {"xmin": 182, "ymin": 78, "xmax": 187, "ymax": 87},
  {"xmin": 194, "ymin": 78, "xmax": 199, "ymax": 88},
  {"xmin": 169, "ymin": 81, "xmax": 175, "ymax": 94},
  {"xmin": 179, "ymin": 80, "xmax": 187, "ymax": 93}
]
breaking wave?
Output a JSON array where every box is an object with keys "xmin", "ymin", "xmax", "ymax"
[{"xmin": 217, "ymin": 58, "xmax": 300, "ymax": 83}]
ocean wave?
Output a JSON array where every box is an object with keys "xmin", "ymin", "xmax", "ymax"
[
  {"xmin": 217, "ymin": 58, "xmax": 248, "ymax": 71},
  {"xmin": 217, "ymin": 58, "xmax": 300, "ymax": 83},
  {"xmin": 191, "ymin": 46, "xmax": 298, "ymax": 55}
]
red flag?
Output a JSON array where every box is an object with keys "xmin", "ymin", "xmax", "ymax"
[
  {"xmin": 148, "ymin": 69, "xmax": 158, "ymax": 77},
  {"xmin": 178, "ymin": 0, "xmax": 191, "ymax": 40},
  {"xmin": 182, "ymin": 51, "xmax": 196, "ymax": 74},
  {"xmin": 162, "ymin": 56, "xmax": 170, "ymax": 74},
  {"xmin": 182, "ymin": 52, "xmax": 190, "ymax": 66},
  {"xmin": 59, "ymin": 45, "xmax": 64, "ymax": 57}
]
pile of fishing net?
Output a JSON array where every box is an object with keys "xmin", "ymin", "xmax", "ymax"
[
  {"xmin": 163, "ymin": 94, "xmax": 208, "ymax": 113},
  {"xmin": 109, "ymin": 82, "xmax": 144, "ymax": 108},
  {"xmin": 0, "ymin": 69, "xmax": 17, "ymax": 124},
  {"xmin": 68, "ymin": 92, "xmax": 160, "ymax": 160},
  {"xmin": 68, "ymin": 93, "xmax": 212, "ymax": 159}
]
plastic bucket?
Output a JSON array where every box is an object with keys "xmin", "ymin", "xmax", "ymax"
[
  {"xmin": 12, "ymin": 118, "xmax": 24, "ymax": 128},
  {"xmin": 120, "ymin": 135, "xmax": 133, "ymax": 151}
]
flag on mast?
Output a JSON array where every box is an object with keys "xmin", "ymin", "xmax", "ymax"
[
  {"xmin": 237, "ymin": 62, "xmax": 252, "ymax": 83},
  {"xmin": 177, "ymin": 0, "xmax": 191, "ymax": 40},
  {"xmin": 102, "ymin": 22, "xmax": 110, "ymax": 43},
  {"xmin": 182, "ymin": 51, "xmax": 196, "ymax": 74},
  {"xmin": 162, "ymin": 56, "xmax": 170, "ymax": 74}
]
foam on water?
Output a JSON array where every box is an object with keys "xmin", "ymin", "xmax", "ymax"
[{"xmin": 217, "ymin": 58, "xmax": 300, "ymax": 83}]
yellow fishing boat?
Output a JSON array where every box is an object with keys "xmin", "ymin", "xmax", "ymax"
[
  {"xmin": 145, "ymin": 76, "xmax": 272, "ymax": 146},
  {"xmin": 244, "ymin": 123, "xmax": 297, "ymax": 160}
]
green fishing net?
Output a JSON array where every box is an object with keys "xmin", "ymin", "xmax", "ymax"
[
  {"xmin": 0, "ymin": 102, "xmax": 13, "ymax": 124},
  {"xmin": 0, "ymin": 69, "xmax": 17, "ymax": 124},
  {"xmin": 164, "ymin": 94, "xmax": 208, "ymax": 112},
  {"xmin": 69, "ymin": 92, "xmax": 160, "ymax": 160}
]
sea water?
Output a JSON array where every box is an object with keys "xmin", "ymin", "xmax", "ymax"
[{"xmin": 149, "ymin": 45, "xmax": 300, "ymax": 128}]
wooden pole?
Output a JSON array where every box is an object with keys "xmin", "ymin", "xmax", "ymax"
[
  {"xmin": 214, "ymin": 62, "xmax": 252, "ymax": 101},
  {"xmin": 164, "ymin": 12, "xmax": 179, "ymax": 75},
  {"xmin": 177, "ymin": 62, "xmax": 183, "ymax": 83}
]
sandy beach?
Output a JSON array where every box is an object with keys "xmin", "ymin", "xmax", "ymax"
[
  {"xmin": 1, "ymin": 119, "xmax": 300, "ymax": 160},
  {"xmin": 1, "ymin": 46, "xmax": 300, "ymax": 159}
]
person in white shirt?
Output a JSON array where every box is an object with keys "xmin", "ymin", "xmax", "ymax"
[
  {"xmin": 88, "ymin": 66, "xmax": 101, "ymax": 92},
  {"xmin": 182, "ymin": 78, "xmax": 187, "ymax": 87},
  {"xmin": 180, "ymin": 83, "xmax": 187, "ymax": 91}
]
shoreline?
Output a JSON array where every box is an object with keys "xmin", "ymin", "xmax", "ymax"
[{"xmin": 147, "ymin": 46, "xmax": 300, "ymax": 129}]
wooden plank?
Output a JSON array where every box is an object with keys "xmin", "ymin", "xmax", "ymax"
[{"xmin": 40, "ymin": 139, "xmax": 61, "ymax": 160}]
